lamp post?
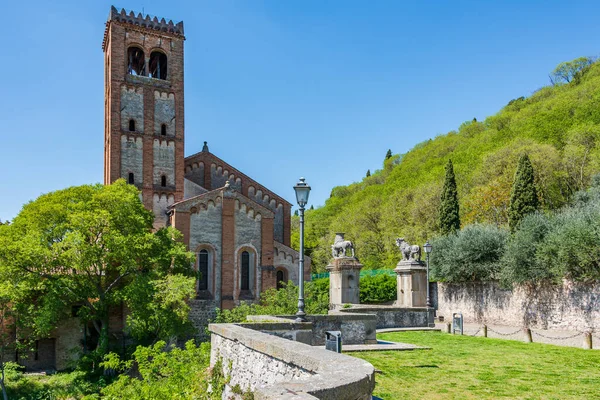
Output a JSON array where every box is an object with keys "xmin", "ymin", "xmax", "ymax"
[
  {"xmin": 423, "ymin": 241, "xmax": 432, "ymax": 308},
  {"xmin": 294, "ymin": 177, "xmax": 311, "ymax": 323}
]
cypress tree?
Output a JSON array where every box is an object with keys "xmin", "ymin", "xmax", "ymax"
[
  {"xmin": 439, "ymin": 159, "xmax": 460, "ymax": 235},
  {"xmin": 366, "ymin": 169, "xmax": 371, "ymax": 177},
  {"xmin": 385, "ymin": 149, "xmax": 392, "ymax": 160},
  {"xmin": 508, "ymin": 153, "xmax": 538, "ymax": 232}
]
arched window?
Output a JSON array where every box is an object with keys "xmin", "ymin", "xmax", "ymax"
[
  {"xmin": 128, "ymin": 173, "xmax": 135, "ymax": 184},
  {"xmin": 161, "ymin": 175, "xmax": 167, "ymax": 187},
  {"xmin": 276, "ymin": 269, "xmax": 287, "ymax": 290},
  {"xmin": 149, "ymin": 51, "xmax": 168, "ymax": 80},
  {"xmin": 241, "ymin": 251, "xmax": 250, "ymax": 291},
  {"xmin": 161, "ymin": 124, "xmax": 167, "ymax": 136},
  {"xmin": 198, "ymin": 250, "xmax": 209, "ymax": 291},
  {"xmin": 127, "ymin": 47, "xmax": 146, "ymax": 76},
  {"xmin": 128, "ymin": 119, "xmax": 136, "ymax": 132}
]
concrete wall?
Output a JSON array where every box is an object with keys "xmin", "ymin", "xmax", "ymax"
[
  {"xmin": 435, "ymin": 281, "xmax": 600, "ymax": 331},
  {"xmin": 209, "ymin": 323, "xmax": 375, "ymax": 399}
]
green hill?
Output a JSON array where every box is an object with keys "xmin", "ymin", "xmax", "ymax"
[{"xmin": 295, "ymin": 57, "xmax": 600, "ymax": 272}]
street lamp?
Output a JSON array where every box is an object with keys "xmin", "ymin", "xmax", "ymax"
[
  {"xmin": 423, "ymin": 241, "xmax": 432, "ymax": 308},
  {"xmin": 294, "ymin": 177, "xmax": 311, "ymax": 323}
]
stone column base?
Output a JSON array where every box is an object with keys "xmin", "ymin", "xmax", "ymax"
[
  {"xmin": 394, "ymin": 261, "xmax": 427, "ymax": 308},
  {"xmin": 327, "ymin": 257, "xmax": 363, "ymax": 305}
]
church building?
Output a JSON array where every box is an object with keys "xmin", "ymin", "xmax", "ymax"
[{"xmin": 102, "ymin": 6, "xmax": 310, "ymax": 311}]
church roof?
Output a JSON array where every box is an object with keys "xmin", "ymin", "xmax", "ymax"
[{"xmin": 170, "ymin": 183, "xmax": 275, "ymax": 218}]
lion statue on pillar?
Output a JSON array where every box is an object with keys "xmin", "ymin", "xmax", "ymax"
[{"xmin": 396, "ymin": 238, "xmax": 421, "ymax": 262}]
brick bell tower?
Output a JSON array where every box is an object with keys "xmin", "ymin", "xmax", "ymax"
[{"xmin": 102, "ymin": 6, "xmax": 185, "ymax": 228}]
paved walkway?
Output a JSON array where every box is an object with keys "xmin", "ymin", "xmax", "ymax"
[
  {"xmin": 342, "ymin": 340, "xmax": 429, "ymax": 352},
  {"xmin": 432, "ymin": 322, "xmax": 598, "ymax": 350}
]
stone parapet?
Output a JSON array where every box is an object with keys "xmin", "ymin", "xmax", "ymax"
[
  {"xmin": 335, "ymin": 304, "xmax": 434, "ymax": 329},
  {"xmin": 209, "ymin": 323, "xmax": 375, "ymax": 399}
]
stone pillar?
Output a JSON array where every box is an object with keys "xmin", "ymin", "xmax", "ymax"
[
  {"xmin": 394, "ymin": 261, "xmax": 427, "ymax": 307},
  {"xmin": 327, "ymin": 257, "xmax": 363, "ymax": 305}
]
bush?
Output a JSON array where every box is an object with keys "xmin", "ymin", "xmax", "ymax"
[
  {"xmin": 101, "ymin": 340, "xmax": 221, "ymax": 400},
  {"xmin": 430, "ymin": 224, "xmax": 508, "ymax": 282},
  {"xmin": 359, "ymin": 274, "xmax": 396, "ymax": 303},
  {"xmin": 214, "ymin": 279, "xmax": 329, "ymax": 323},
  {"xmin": 500, "ymin": 212, "xmax": 555, "ymax": 286}
]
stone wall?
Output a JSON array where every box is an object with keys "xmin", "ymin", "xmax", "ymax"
[
  {"xmin": 209, "ymin": 323, "xmax": 375, "ymax": 399},
  {"xmin": 334, "ymin": 305, "xmax": 434, "ymax": 329},
  {"xmin": 247, "ymin": 314, "xmax": 377, "ymax": 346},
  {"xmin": 188, "ymin": 299, "xmax": 218, "ymax": 341},
  {"xmin": 435, "ymin": 281, "xmax": 600, "ymax": 331},
  {"xmin": 120, "ymin": 136, "xmax": 143, "ymax": 183}
]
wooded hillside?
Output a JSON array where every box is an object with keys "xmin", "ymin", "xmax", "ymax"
[{"xmin": 295, "ymin": 57, "xmax": 600, "ymax": 272}]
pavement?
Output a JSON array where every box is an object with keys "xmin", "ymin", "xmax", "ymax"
[
  {"xmin": 432, "ymin": 322, "xmax": 598, "ymax": 349},
  {"xmin": 342, "ymin": 340, "xmax": 429, "ymax": 352}
]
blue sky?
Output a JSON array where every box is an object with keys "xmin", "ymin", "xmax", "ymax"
[{"xmin": 1, "ymin": 0, "xmax": 599, "ymax": 221}]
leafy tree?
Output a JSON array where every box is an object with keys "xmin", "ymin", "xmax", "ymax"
[
  {"xmin": 385, "ymin": 149, "xmax": 392, "ymax": 160},
  {"xmin": 430, "ymin": 224, "xmax": 508, "ymax": 282},
  {"xmin": 439, "ymin": 159, "xmax": 460, "ymax": 235},
  {"xmin": 508, "ymin": 154, "xmax": 539, "ymax": 231},
  {"xmin": 0, "ymin": 180, "xmax": 195, "ymax": 357},
  {"xmin": 550, "ymin": 57, "xmax": 595, "ymax": 84},
  {"xmin": 366, "ymin": 169, "xmax": 371, "ymax": 177},
  {"xmin": 500, "ymin": 212, "xmax": 554, "ymax": 287}
]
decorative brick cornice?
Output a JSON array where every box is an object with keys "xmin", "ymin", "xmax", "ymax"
[{"xmin": 102, "ymin": 6, "xmax": 184, "ymax": 51}]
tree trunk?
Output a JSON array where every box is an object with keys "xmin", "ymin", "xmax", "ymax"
[
  {"xmin": 0, "ymin": 364, "xmax": 8, "ymax": 400},
  {"xmin": 98, "ymin": 316, "xmax": 109, "ymax": 356}
]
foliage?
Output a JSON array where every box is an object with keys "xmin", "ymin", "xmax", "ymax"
[
  {"xmin": 0, "ymin": 180, "xmax": 196, "ymax": 357},
  {"xmin": 508, "ymin": 154, "xmax": 539, "ymax": 231},
  {"xmin": 214, "ymin": 279, "xmax": 329, "ymax": 323},
  {"xmin": 5, "ymin": 368, "xmax": 106, "ymax": 400},
  {"xmin": 385, "ymin": 149, "xmax": 392, "ymax": 160},
  {"xmin": 359, "ymin": 274, "xmax": 396, "ymax": 303},
  {"xmin": 366, "ymin": 169, "xmax": 371, "ymax": 177},
  {"xmin": 101, "ymin": 340, "xmax": 224, "ymax": 400},
  {"xmin": 430, "ymin": 224, "xmax": 508, "ymax": 282},
  {"xmin": 550, "ymin": 56, "xmax": 595, "ymax": 84},
  {"xmin": 355, "ymin": 331, "xmax": 600, "ymax": 399},
  {"xmin": 291, "ymin": 56, "xmax": 600, "ymax": 272},
  {"xmin": 439, "ymin": 159, "xmax": 461, "ymax": 235},
  {"xmin": 500, "ymin": 212, "xmax": 554, "ymax": 286}
]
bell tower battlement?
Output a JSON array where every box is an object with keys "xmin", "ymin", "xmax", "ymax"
[{"xmin": 103, "ymin": 6, "xmax": 185, "ymax": 228}]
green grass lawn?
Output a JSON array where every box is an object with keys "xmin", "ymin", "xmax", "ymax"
[{"xmin": 352, "ymin": 331, "xmax": 600, "ymax": 400}]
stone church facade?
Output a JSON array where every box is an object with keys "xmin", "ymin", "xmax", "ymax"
[{"xmin": 102, "ymin": 6, "xmax": 310, "ymax": 317}]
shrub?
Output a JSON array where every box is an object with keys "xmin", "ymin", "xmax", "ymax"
[
  {"xmin": 214, "ymin": 279, "xmax": 329, "ymax": 323},
  {"xmin": 359, "ymin": 274, "xmax": 396, "ymax": 303},
  {"xmin": 430, "ymin": 224, "xmax": 508, "ymax": 282},
  {"xmin": 101, "ymin": 340, "xmax": 221, "ymax": 400},
  {"xmin": 500, "ymin": 212, "xmax": 555, "ymax": 287}
]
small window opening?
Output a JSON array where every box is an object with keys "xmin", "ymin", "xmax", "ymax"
[
  {"xmin": 129, "ymin": 119, "xmax": 136, "ymax": 132},
  {"xmin": 149, "ymin": 51, "xmax": 168, "ymax": 80},
  {"xmin": 198, "ymin": 250, "xmax": 209, "ymax": 291},
  {"xmin": 161, "ymin": 175, "xmax": 167, "ymax": 187},
  {"xmin": 241, "ymin": 251, "xmax": 250, "ymax": 291},
  {"xmin": 276, "ymin": 269, "xmax": 286, "ymax": 290},
  {"xmin": 161, "ymin": 124, "xmax": 167, "ymax": 136},
  {"xmin": 128, "ymin": 173, "xmax": 135, "ymax": 184},
  {"xmin": 127, "ymin": 47, "xmax": 146, "ymax": 76}
]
